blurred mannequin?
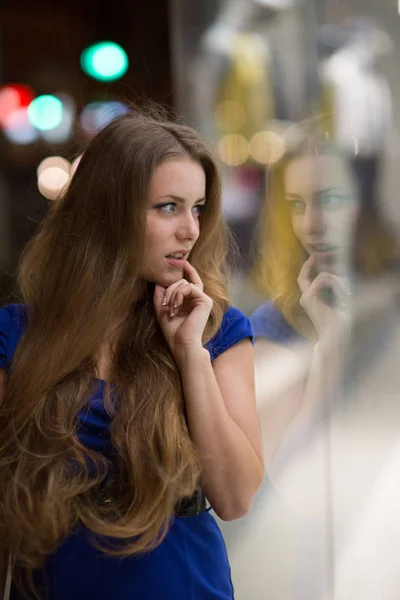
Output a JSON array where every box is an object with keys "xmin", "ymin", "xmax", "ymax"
[
  {"xmin": 191, "ymin": 0, "xmax": 302, "ymax": 269},
  {"xmin": 321, "ymin": 18, "xmax": 397, "ymax": 273},
  {"xmin": 322, "ymin": 18, "xmax": 392, "ymax": 158},
  {"xmin": 192, "ymin": 0, "xmax": 303, "ymax": 143}
]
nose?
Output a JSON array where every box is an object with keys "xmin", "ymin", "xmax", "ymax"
[
  {"xmin": 176, "ymin": 210, "xmax": 199, "ymax": 242},
  {"xmin": 302, "ymin": 202, "xmax": 325, "ymax": 238}
]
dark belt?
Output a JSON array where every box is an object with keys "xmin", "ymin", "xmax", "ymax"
[
  {"xmin": 173, "ymin": 489, "xmax": 207, "ymax": 517},
  {"xmin": 94, "ymin": 480, "xmax": 207, "ymax": 518}
]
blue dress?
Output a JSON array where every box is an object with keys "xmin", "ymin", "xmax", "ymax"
[
  {"xmin": 0, "ymin": 304, "xmax": 254, "ymax": 600},
  {"xmin": 250, "ymin": 301, "xmax": 302, "ymax": 346}
]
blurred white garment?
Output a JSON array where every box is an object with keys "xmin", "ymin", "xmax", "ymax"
[{"xmin": 322, "ymin": 44, "xmax": 392, "ymax": 157}]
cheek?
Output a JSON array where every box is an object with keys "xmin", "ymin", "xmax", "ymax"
[
  {"xmin": 328, "ymin": 206, "xmax": 359, "ymax": 242},
  {"xmin": 144, "ymin": 216, "xmax": 167, "ymax": 251},
  {"xmin": 291, "ymin": 215, "xmax": 304, "ymax": 242},
  {"xmin": 144, "ymin": 231, "xmax": 159, "ymax": 252}
]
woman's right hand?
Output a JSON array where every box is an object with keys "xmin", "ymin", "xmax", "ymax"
[{"xmin": 298, "ymin": 254, "xmax": 351, "ymax": 344}]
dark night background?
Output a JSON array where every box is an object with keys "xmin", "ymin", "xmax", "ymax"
[{"xmin": 0, "ymin": 0, "xmax": 173, "ymax": 302}]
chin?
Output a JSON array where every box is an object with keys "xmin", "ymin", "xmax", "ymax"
[{"xmin": 146, "ymin": 270, "xmax": 184, "ymax": 288}]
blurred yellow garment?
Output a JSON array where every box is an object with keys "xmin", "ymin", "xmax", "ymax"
[
  {"xmin": 317, "ymin": 80, "xmax": 336, "ymax": 138},
  {"xmin": 215, "ymin": 33, "xmax": 275, "ymax": 144}
]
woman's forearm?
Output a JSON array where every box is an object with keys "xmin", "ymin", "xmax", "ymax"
[
  {"xmin": 272, "ymin": 340, "xmax": 343, "ymax": 470},
  {"xmin": 302, "ymin": 339, "xmax": 342, "ymax": 416},
  {"xmin": 177, "ymin": 346, "xmax": 264, "ymax": 521}
]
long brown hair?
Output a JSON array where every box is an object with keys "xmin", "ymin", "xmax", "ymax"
[{"xmin": 0, "ymin": 108, "xmax": 230, "ymax": 595}]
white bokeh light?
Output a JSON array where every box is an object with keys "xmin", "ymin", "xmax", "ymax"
[
  {"xmin": 38, "ymin": 167, "xmax": 70, "ymax": 201},
  {"xmin": 3, "ymin": 107, "xmax": 39, "ymax": 145}
]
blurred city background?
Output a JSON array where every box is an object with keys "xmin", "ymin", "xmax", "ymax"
[
  {"xmin": 2, "ymin": 0, "xmax": 400, "ymax": 598},
  {"xmin": 1, "ymin": 0, "xmax": 400, "ymax": 308}
]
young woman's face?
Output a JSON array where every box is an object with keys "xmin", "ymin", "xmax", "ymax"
[
  {"xmin": 284, "ymin": 152, "xmax": 360, "ymax": 274},
  {"xmin": 141, "ymin": 158, "xmax": 206, "ymax": 287}
]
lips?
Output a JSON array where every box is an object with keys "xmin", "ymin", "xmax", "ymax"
[
  {"xmin": 164, "ymin": 248, "xmax": 191, "ymax": 268},
  {"xmin": 165, "ymin": 249, "xmax": 190, "ymax": 259},
  {"xmin": 166, "ymin": 256, "xmax": 187, "ymax": 268},
  {"xmin": 309, "ymin": 244, "xmax": 337, "ymax": 253}
]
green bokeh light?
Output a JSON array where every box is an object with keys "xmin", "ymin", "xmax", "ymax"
[
  {"xmin": 80, "ymin": 42, "xmax": 129, "ymax": 82},
  {"xmin": 27, "ymin": 95, "xmax": 63, "ymax": 131}
]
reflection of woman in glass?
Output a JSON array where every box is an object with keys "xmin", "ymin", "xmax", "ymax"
[
  {"xmin": 251, "ymin": 126, "xmax": 400, "ymax": 598},
  {"xmin": 250, "ymin": 136, "xmax": 361, "ymax": 599},
  {"xmin": 251, "ymin": 136, "xmax": 360, "ymax": 461}
]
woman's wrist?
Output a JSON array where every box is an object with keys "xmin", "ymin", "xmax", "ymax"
[
  {"xmin": 173, "ymin": 344, "xmax": 210, "ymax": 368},
  {"xmin": 313, "ymin": 336, "xmax": 344, "ymax": 386},
  {"xmin": 316, "ymin": 320, "xmax": 349, "ymax": 352}
]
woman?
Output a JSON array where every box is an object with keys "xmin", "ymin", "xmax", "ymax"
[{"xmin": 0, "ymin": 109, "xmax": 264, "ymax": 600}]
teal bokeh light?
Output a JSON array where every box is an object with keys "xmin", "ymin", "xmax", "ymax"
[
  {"xmin": 80, "ymin": 42, "xmax": 129, "ymax": 82},
  {"xmin": 27, "ymin": 95, "xmax": 63, "ymax": 131}
]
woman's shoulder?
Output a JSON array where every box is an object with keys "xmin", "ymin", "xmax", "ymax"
[
  {"xmin": 0, "ymin": 303, "xmax": 28, "ymax": 331},
  {"xmin": 205, "ymin": 305, "xmax": 254, "ymax": 362},
  {"xmin": 250, "ymin": 300, "xmax": 301, "ymax": 345}
]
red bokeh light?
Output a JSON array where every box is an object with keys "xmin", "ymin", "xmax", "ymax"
[{"xmin": 0, "ymin": 84, "xmax": 35, "ymax": 127}]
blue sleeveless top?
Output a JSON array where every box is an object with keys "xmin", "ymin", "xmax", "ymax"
[
  {"xmin": 250, "ymin": 301, "xmax": 302, "ymax": 346},
  {"xmin": 0, "ymin": 303, "xmax": 254, "ymax": 600}
]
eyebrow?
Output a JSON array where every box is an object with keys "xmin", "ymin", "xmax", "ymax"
[
  {"xmin": 155, "ymin": 195, "xmax": 206, "ymax": 204},
  {"xmin": 286, "ymin": 187, "xmax": 344, "ymax": 200}
]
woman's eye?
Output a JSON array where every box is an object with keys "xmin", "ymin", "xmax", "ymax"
[
  {"xmin": 193, "ymin": 204, "xmax": 205, "ymax": 216},
  {"xmin": 321, "ymin": 194, "xmax": 348, "ymax": 208},
  {"xmin": 288, "ymin": 200, "xmax": 305, "ymax": 213},
  {"xmin": 156, "ymin": 203, "xmax": 176, "ymax": 213},
  {"xmin": 154, "ymin": 202, "xmax": 206, "ymax": 216}
]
